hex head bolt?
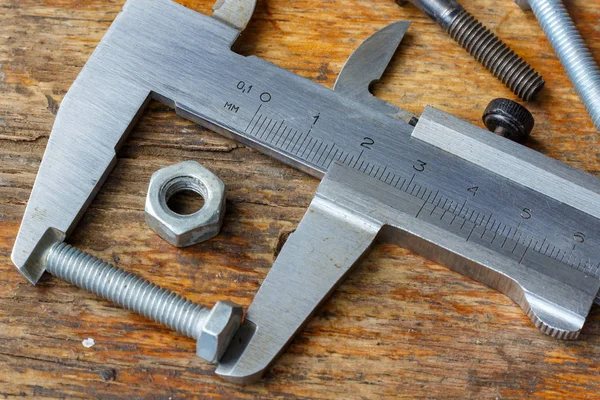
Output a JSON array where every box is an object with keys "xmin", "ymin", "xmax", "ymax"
[
  {"xmin": 44, "ymin": 242, "xmax": 243, "ymax": 363},
  {"xmin": 516, "ymin": 0, "xmax": 600, "ymax": 132},
  {"xmin": 397, "ymin": 0, "xmax": 545, "ymax": 101}
]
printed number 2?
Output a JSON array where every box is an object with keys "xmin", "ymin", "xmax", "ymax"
[
  {"xmin": 413, "ymin": 160, "xmax": 427, "ymax": 172},
  {"xmin": 361, "ymin": 137, "xmax": 375, "ymax": 149}
]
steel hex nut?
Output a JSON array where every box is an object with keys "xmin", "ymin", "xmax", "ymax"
[
  {"xmin": 197, "ymin": 301, "xmax": 244, "ymax": 363},
  {"xmin": 145, "ymin": 161, "xmax": 226, "ymax": 247}
]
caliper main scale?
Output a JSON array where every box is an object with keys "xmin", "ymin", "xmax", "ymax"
[{"xmin": 10, "ymin": 0, "xmax": 600, "ymax": 384}]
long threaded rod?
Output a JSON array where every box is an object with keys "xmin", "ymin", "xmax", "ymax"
[
  {"xmin": 447, "ymin": 9, "xmax": 545, "ymax": 101},
  {"xmin": 527, "ymin": 0, "xmax": 600, "ymax": 131},
  {"xmin": 401, "ymin": 0, "xmax": 545, "ymax": 101},
  {"xmin": 45, "ymin": 242, "xmax": 209, "ymax": 339}
]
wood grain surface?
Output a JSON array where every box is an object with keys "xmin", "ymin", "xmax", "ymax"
[{"xmin": 1, "ymin": 0, "xmax": 600, "ymax": 398}]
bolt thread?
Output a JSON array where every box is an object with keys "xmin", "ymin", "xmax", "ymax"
[
  {"xmin": 528, "ymin": 0, "xmax": 600, "ymax": 131},
  {"xmin": 447, "ymin": 10, "xmax": 545, "ymax": 101},
  {"xmin": 45, "ymin": 242, "xmax": 209, "ymax": 339}
]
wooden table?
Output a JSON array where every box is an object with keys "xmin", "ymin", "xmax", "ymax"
[{"xmin": 1, "ymin": 0, "xmax": 599, "ymax": 398}]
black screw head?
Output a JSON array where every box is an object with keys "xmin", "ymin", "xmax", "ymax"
[{"xmin": 482, "ymin": 98, "xmax": 535, "ymax": 142}]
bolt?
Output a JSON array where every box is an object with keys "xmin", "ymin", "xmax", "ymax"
[
  {"xmin": 44, "ymin": 242, "xmax": 243, "ymax": 363},
  {"xmin": 516, "ymin": 0, "xmax": 600, "ymax": 132},
  {"xmin": 397, "ymin": 0, "xmax": 545, "ymax": 101}
]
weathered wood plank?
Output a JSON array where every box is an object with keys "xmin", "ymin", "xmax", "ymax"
[{"xmin": 1, "ymin": 0, "xmax": 599, "ymax": 398}]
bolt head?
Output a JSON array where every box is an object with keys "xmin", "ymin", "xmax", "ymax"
[
  {"xmin": 145, "ymin": 161, "xmax": 226, "ymax": 247},
  {"xmin": 196, "ymin": 301, "xmax": 244, "ymax": 363}
]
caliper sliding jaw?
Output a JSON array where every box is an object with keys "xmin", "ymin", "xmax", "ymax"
[{"xmin": 11, "ymin": 0, "xmax": 600, "ymax": 384}]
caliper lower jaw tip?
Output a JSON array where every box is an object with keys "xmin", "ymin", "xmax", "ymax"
[
  {"xmin": 11, "ymin": 227, "xmax": 65, "ymax": 285},
  {"xmin": 214, "ymin": 319, "xmax": 270, "ymax": 384}
]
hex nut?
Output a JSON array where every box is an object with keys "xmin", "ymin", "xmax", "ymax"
[
  {"xmin": 145, "ymin": 161, "xmax": 226, "ymax": 247},
  {"xmin": 196, "ymin": 300, "xmax": 244, "ymax": 363}
]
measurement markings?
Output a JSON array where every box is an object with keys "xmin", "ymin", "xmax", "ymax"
[
  {"xmin": 299, "ymin": 137, "xmax": 314, "ymax": 158},
  {"xmin": 466, "ymin": 224, "xmax": 477, "ymax": 241},
  {"xmin": 319, "ymin": 144, "xmax": 334, "ymax": 165},
  {"xmin": 384, "ymin": 171, "xmax": 391, "ymax": 183},
  {"xmin": 245, "ymin": 104, "xmax": 262, "ymax": 131},
  {"xmin": 266, "ymin": 119, "xmax": 282, "ymax": 141},
  {"xmin": 511, "ymin": 233, "xmax": 522, "ymax": 253},
  {"xmin": 379, "ymin": 167, "xmax": 388, "ymax": 181},
  {"xmin": 416, "ymin": 201, "xmax": 427, "ymax": 218},
  {"xmin": 410, "ymin": 184, "xmax": 418, "ymax": 196},
  {"xmin": 279, "ymin": 126, "xmax": 293, "ymax": 147},
  {"xmin": 253, "ymin": 116, "xmax": 267, "ymax": 135},
  {"xmin": 440, "ymin": 209, "xmax": 448, "ymax": 220},
  {"xmin": 326, "ymin": 149, "xmax": 341, "ymax": 168},
  {"xmin": 310, "ymin": 142, "xmax": 324, "ymax": 162},
  {"xmin": 315, "ymin": 144, "xmax": 328, "ymax": 164},
  {"xmin": 285, "ymin": 130, "xmax": 299, "ymax": 151},
  {"xmin": 271, "ymin": 120, "xmax": 285, "ymax": 141},
  {"xmin": 295, "ymin": 132, "xmax": 310, "ymax": 154},
  {"xmin": 249, "ymin": 114, "xmax": 264, "ymax": 135},
  {"xmin": 260, "ymin": 119, "xmax": 277, "ymax": 140},
  {"xmin": 431, "ymin": 190, "xmax": 440, "ymax": 205},
  {"xmin": 302, "ymin": 137, "xmax": 316, "ymax": 159},
  {"xmin": 458, "ymin": 200, "xmax": 466, "ymax": 217},
  {"xmin": 407, "ymin": 174, "xmax": 415, "ymax": 190}
]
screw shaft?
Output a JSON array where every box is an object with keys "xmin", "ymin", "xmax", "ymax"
[
  {"xmin": 447, "ymin": 9, "xmax": 545, "ymax": 101},
  {"xmin": 45, "ymin": 242, "xmax": 209, "ymax": 339},
  {"xmin": 526, "ymin": 0, "xmax": 600, "ymax": 131}
]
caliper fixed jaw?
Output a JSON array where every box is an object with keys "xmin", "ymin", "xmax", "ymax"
[{"xmin": 10, "ymin": 0, "xmax": 249, "ymax": 284}]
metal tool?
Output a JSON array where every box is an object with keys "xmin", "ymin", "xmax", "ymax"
[
  {"xmin": 516, "ymin": 0, "xmax": 600, "ymax": 131},
  {"xmin": 145, "ymin": 160, "xmax": 226, "ymax": 247},
  {"xmin": 397, "ymin": 0, "xmax": 545, "ymax": 101},
  {"xmin": 11, "ymin": 0, "xmax": 600, "ymax": 383},
  {"xmin": 46, "ymin": 242, "xmax": 243, "ymax": 363}
]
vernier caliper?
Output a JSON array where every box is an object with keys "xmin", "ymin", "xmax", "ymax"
[{"xmin": 11, "ymin": 0, "xmax": 600, "ymax": 384}]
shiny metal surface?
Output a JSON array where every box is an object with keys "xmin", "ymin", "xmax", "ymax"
[
  {"xmin": 216, "ymin": 161, "xmax": 600, "ymax": 382},
  {"xmin": 333, "ymin": 21, "xmax": 414, "ymax": 123},
  {"xmin": 145, "ymin": 161, "xmax": 226, "ymax": 247},
  {"xmin": 10, "ymin": 0, "xmax": 600, "ymax": 383},
  {"xmin": 212, "ymin": 0, "xmax": 256, "ymax": 31},
  {"xmin": 45, "ymin": 242, "xmax": 243, "ymax": 363},
  {"xmin": 516, "ymin": 0, "xmax": 600, "ymax": 131}
]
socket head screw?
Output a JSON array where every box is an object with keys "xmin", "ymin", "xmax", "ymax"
[
  {"xmin": 197, "ymin": 301, "xmax": 244, "ymax": 363},
  {"xmin": 145, "ymin": 161, "xmax": 226, "ymax": 247},
  {"xmin": 483, "ymin": 98, "xmax": 535, "ymax": 142}
]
